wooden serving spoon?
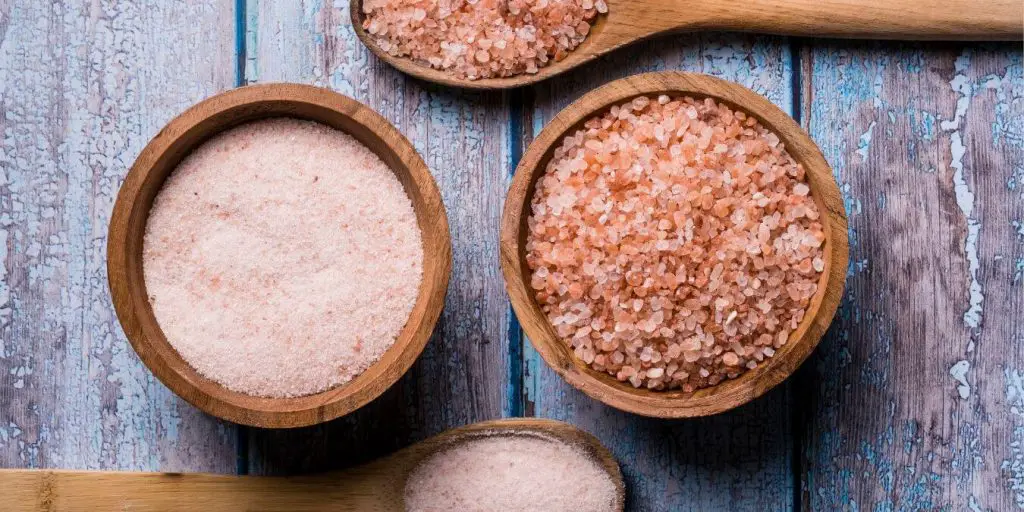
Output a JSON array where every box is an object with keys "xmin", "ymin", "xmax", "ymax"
[
  {"xmin": 0, "ymin": 419, "xmax": 624, "ymax": 512},
  {"xmin": 351, "ymin": 0, "xmax": 1023, "ymax": 89}
]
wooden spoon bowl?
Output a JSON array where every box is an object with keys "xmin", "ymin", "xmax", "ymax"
[
  {"xmin": 351, "ymin": 0, "xmax": 1022, "ymax": 90},
  {"xmin": 3, "ymin": 419, "xmax": 625, "ymax": 511},
  {"xmin": 500, "ymin": 72, "xmax": 849, "ymax": 418},
  {"xmin": 107, "ymin": 84, "xmax": 451, "ymax": 428}
]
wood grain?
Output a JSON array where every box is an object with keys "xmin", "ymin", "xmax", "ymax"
[
  {"xmin": 107, "ymin": 84, "xmax": 451, "ymax": 428},
  {"xmin": 349, "ymin": 0, "xmax": 1023, "ymax": 90},
  {"xmin": 0, "ymin": 0, "xmax": 237, "ymax": 471},
  {"xmin": 521, "ymin": 35, "xmax": 802, "ymax": 510},
  {"xmin": 2, "ymin": 419, "xmax": 624, "ymax": 512},
  {"xmin": 2, "ymin": 4, "xmax": 1022, "ymax": 511},
  {"xmin": 243, "ymin": 0, "xmax": 513, "ymax": 472},
  {"xmin": 798, "ymin": 42, "xmax": 1024, "ymax": 510},
  {"xmin": 502, "ymin": 71, "xmax": 848, "ymax": 418}
]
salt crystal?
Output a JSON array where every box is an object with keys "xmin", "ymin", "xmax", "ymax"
[
  {"xmin": 526, "ymin": 95, "xmax": 825, "ymax": 391},
  {"xmin": 144, "ymin": 119, "xmax": 423, "ymax": 398},
  {"xmin": 405, "ymin": 435, "xmax": 618, "ymax": 511},
  {"xmin": 363, "ymin": 0, "xmax": 608, "ymax": 80}
]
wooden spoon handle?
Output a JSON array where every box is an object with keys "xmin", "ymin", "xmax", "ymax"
[
  {"xmin": 1, "ymin": 469, "xmax": 397, "ymax": 511},
  {"xmin": 642, "ymin": 0, "xmax": 1023, "ymax": 40}
]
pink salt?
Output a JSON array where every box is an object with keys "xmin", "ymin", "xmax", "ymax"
[
  {"xmin": 361, "ymin": 0, "xmax": 608, "ymax": 80},
  {"xmin": 404, "ymin": 435, "xmax": 618, "ymax": 512},
  {"xmin": 143, "ymin": 118, "xmax": 423, "ymax": 398},
  {"xmin": 526, "ymin": 95, "xmax": 826, "ymax": 392}
]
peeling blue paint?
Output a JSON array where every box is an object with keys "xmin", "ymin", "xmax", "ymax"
[
  {"xmin": 950, "ymin": 360, "xmax": 972, "ymax": 399},
  {"xmin": 1004, "ymin": 367, "xmax": 1024, "ymax": 508},
  {"xmin": 1011, "ymin": 165, "xmax": 1024, "ymax": 192},
  {"xmin": 902, "ymin": 421, "xmax": 919, "ymax": 455},
  {"xmin": 856, "ymin": 121, "xmax": 877, "ymax": 161}
]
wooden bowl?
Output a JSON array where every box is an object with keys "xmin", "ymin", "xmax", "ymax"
[
  {"xmin": 108, "ymin": 84, "xmax": 451, "ymax": 428},
  {"xmin": 500, "ymin": 72, "xmax": 849, "ymax": 418}
]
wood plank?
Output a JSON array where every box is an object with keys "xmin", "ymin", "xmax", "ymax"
[
  {"xmin": 523, "ymin": 35, "xmax": 797, "ymax": 510},
  {"xmin": 245, "ymin": 0, "xmax": 512, "ymax": 473},
  {"xmin": 0, "ymin": 0, "xmax": 238, "ymax": 471},
  {"xmin": 799, "ymin": 42, "xmax": 1024, "ymax": 510}
]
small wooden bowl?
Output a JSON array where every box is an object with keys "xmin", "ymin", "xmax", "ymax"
[
  {"xmin": 500, "ymin": 72, "xmax": 849, "ymax": 418},
  {"xmin": 108, "ymin": 84, "xmax": 451, "ymax": 428}
]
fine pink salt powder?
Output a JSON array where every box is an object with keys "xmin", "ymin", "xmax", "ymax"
[
  {"xmin": 362, "ymin": 0, "xmax": 608, "ymax": 80},
  {"xmin": 526, "ymin": 95, "xmax": 825, "ymax": 392},
  {"xmin": 404, "ymin": 435, "xmax": 618, "ymax": 512},
  {"xmin": 143, "ymin": 118, "xmax": 423, "ymax": 398}
]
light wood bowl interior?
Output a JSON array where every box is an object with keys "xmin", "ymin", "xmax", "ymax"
[
  {"xmin": 108, "ymin": 83, "xmax": 451, "ymax": 428},
  {"xmin": 500, "ymin": 72, "xmax": 849, "ymax": 418}
]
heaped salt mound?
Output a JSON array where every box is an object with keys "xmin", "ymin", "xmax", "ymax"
[
  {"xmin": 362, "ymin": 0, "xmax": 608, "ymax": 80},
  {"xmin": 404, "ymin": 435, "xmax": 618, "ymax": 511},
  {"xmin": 144, "ymin": 119, "xmax": 423, "ymax": 398},
  {"xmin": 526, "ymin": 95, "xmax": 826, "ymax": 392}
]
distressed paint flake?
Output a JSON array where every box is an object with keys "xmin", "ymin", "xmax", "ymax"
[
  {"xmin": 856, "ymin": 121, "xmax": 877, "ymax": 161},
  {"xmin": 949, "ymin": 360, "xmax": 971, "ymax": 399},
  {"xmin": 1005, "ymin": 367, "xmax": 1024, "ymax": 508}
]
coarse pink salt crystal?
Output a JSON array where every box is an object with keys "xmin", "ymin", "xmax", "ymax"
[
  {"xmin": 404, "ymin": 435, "xmax": 618, "ymax": 512},
  {"xmin": 143, "ymin": 118, "xmax": 423, "ymax": 398},
  {"xmin": 525, "ymin": 95, "xmax": 825, "ymax": 391},
  {"xmin": 362, "ymin": 0, "xmax": 607, "ymax": 80}
]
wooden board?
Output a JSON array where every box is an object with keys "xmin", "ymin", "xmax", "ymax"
[
  {"xmin": 798, "ymin": 42, "xmax": 1024, "ymax": 510},
  {"xmin": 521, "ymin": 35, "xmax": 799, "ymax": 510},
  {"xmin": 243, "ymin": 0, "xmax": 513, "ymax": 473},
  {"xmin": 0, "ymin": 0, "xmax": 238, "ymax": 471},
  {"xmin": 1, "ymin": 3, "xmax": 1022, "ymax": 511}
]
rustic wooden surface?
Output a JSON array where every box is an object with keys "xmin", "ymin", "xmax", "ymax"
[
  {"xmin": 1, "ymin": 1, "xmax": 1022, "ymax": 510},
  {"xmin": 0, "ymin": 0, "xmax": 238, "ymax": 472},
  {"xmin": 798, "ymin": 42, "xmax": 1024, "ymax": 511}
]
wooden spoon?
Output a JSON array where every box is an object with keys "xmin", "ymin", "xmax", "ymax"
[
  {"xmin": 352, "ymin": 0, "xmax": 1024, "ymax": 89},
  {"xmin": 0, "ymin": 419, "xmax": 624, "ymax": 512}
]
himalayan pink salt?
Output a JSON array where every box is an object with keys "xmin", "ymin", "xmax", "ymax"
[
  {"xmin": 404, "ymin": 435, "xmax": 618, "ymax": 511},
  {"xmin": 361, "ymin": 0, "xmax": 608, "ymax": 80},
  {"xmin": 143, "ymin": 118, "xmax": 423, "ymax": 398},
  {"xmin": 526, "ymin": 95, "xmax": 825, "ymax": 392}
]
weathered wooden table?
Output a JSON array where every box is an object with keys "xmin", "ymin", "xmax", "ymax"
[{"xmin": 1, "ymin": 2, "xmax": 1021, "ymax": 510}]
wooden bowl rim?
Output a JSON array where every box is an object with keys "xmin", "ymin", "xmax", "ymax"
[
  {"xmin": 107, "ymin": 83, "xmax": 452, "ymax": 428},
  {"xmin": 393, "ymin": 418, "xmax": 626, "ymax": 511},
  {"xmin": 499, "ymin": 71, "xmax": 849, "ymax": 418}
]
